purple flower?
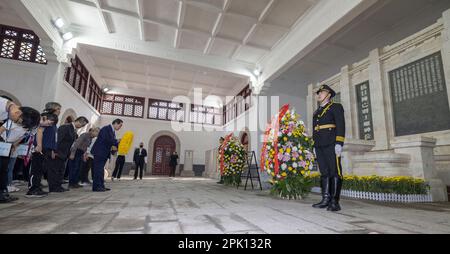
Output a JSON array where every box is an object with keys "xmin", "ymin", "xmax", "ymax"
[
  {"xmin": 282, "ymin": 153, "xmax": 291, "ymax": 162},
  {"xmin": 300, "ymin": 161, "xmax": 307, "ymax": 168}
]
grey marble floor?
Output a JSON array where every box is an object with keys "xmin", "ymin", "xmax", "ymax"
[{"xmin": 1, "ymin": 177, "xmax": 449, "ymax": 234}]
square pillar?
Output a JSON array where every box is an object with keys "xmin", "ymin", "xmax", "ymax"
[
  {"xmin": 369, "ymin": 49, "xmax": 390, "ymax": 151},
  {"xmin": 391, "ymin": 136, "xmax": 448, "ymax": 201},
  {"xmin": 340, "ymin": 65, "xmax": 355, "ymax": 139},
  {"xmin": 181, "ymin": 150, "xmax": 195, "ymax": 177},
  {"xmin": 441, "ymin": 9, "xmax": 450, "ymax": 112}
]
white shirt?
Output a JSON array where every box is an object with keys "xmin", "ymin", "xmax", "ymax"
[
  {"xmin": 87, "ymin": 137, "xmax": 97, "ymax": 158},
  {"xmin": 320, "ymin": 100, "xmax": 330, "ymax": 107},
  {"xmin": 1, "ymin": 120, "xmax": 27, "ymax": 143},
  {"xmin": 0, "ymin": 97, "xmax": 9, "ymax": 121}
]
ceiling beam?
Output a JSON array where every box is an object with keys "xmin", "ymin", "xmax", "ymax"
[
  {"xmin": 93, "ymin": 0, "xmax": 115, "ymax": 33},
  {"xmin": 231, "ymin": 0, "xmax": 277, "ymax": 59},
  {"xmin": 69, "ymin": 0, "xmax": 271, "ymax": 53},
  {"xmin": 174, "ymin": 0, "xmax": 186, "ymax": 48},
  {"xmin": 137, "ymin": 0, "xmax": 146, "ymax": 41},
  {"xmin": 96, "ymin": 65, "xmax": 233, "ymax": 90},
  {"xmin": 203, "ymin": 0, "xmax": 231, "ymax": 55}
]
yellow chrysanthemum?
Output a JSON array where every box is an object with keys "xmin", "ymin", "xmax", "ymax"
[{"xmin": 118, "ymin": 131, "xmax": 134, "ymax": 155}]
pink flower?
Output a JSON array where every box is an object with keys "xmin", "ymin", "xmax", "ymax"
[
  {"xmin": 300, "ymin": 161, "xmax": 307, "ymax": 168},
  {"xmin": 278, "ymin": 153, "xmax": 283, "ymax": 160},
  {"xmin": 292, "ymin": 151, "xmax": 299, "ymax": 158},
  {"xmin": 282, "ymin": 154, "xmax": 291, "ymax": 162}
]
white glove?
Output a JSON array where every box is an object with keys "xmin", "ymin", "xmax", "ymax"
[{"xmin": 335, "ymin": 144, "xmax": 343, "ymax": 157}]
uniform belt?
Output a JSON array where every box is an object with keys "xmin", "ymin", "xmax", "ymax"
[{"xmin": 314, "ymin": 124, "xmax": 336, "ymax": 131}]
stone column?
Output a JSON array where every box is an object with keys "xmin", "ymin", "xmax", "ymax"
[
  {"xmin": 368, "ymin": 49, "xmax": 390, "ymax": 151},
  {"xmin": 181, "ymin": 150, "xmax": 195, "ymax": 177},
  {"xmin": 340, "ymin": 65, "xmax": 355, "ymax": 139},
  {"xmin": 391, "ymin": 136, "xmax": 448, "ymax": 201},
  {"xmin": 441, "ymin": 9, "xmax": 450, "ymax": 112},
  {"xmin": 204, "ymin": 149, "xmax": 219, "ymax": 179}
]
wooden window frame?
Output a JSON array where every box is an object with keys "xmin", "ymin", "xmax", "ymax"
[
  {"xmin": 102, "ymin": 94, "xmax": 145, "ymax": 118},
  {"xmin": 0, "ymin": 24, "xmax": 47, "ymax": 64},
  {"xmin": 148, "ymin": 98, "xmax": 184, "ymax": 122},
  {"xmin": 190, "ymin": 104, "xmax": 222, "ymax": 126},
  {"xmin": 223, "ymin": 84, "xmax": 252, "ymax": 124},
  {"xmin": 65, "ymin": 56, "xmax": 89, "ymax": 98}
]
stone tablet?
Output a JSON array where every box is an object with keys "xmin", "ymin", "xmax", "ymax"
[{"xmin": 389, "ymin": 52, "xmax": 450, "ymax": 136}]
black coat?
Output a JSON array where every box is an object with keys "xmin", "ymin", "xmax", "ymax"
[
  {"xmin": 133, "ymin": 148, "xmax": 147, "ymax": 163},
  {"xmin": 169, "ymin": 154, "xmax": 179, "ymax": 167},
  {"xmin": 313, "ymin": 102, "xmax": 345, "ymax": 148},
  {"xmin": 56, "ymin": 124, "xmax": 77, "ymax": 160}
]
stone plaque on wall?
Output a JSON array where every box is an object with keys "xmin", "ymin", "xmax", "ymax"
[
  {"xmin": 356, "ymin": 81, "xmax": 374, "ymax": 140},
  {"xmin": 389, "ymin": 52, "xmax": 450, "ymax": 136}
]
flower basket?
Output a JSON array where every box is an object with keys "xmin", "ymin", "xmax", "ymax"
[
  {"xmin": 261, "ymin": 105, "xmax": 315, "ymax": 200},
  {"xmin": 218, "ymin": 134, "xmax": 246, "ymax": 187}
]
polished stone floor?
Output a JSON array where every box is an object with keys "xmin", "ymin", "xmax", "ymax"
[{"xmin": 1, "ymin": 177, "xmax": 450, "ymax": 234}]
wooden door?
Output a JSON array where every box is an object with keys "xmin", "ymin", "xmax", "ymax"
[{"xmin": 152, "ymin": 136, "xmax": 176, "ymax": 175}]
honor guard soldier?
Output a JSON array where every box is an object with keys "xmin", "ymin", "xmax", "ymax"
[{"xmin": 312, "ymin": 85, "xmax": 345, "ymax": 212}]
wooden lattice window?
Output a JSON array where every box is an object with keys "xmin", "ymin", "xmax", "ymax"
[
  {"xmin": 148, "ymin": 99, "xmax": 184, "ymax": 122},
  {"xmin": 191, "ymin": 104, "xmax": 222, "ymax": 126},
  {"xmin": 102, "ymin": 94, "xmax": 145, "ymax": 118},
  {"xmin": 88, "ymin": 78, "xmax": 103, "ymax": 112},
  {"xmin": 224, "ymin": 84, "xmax": 252, "ymax": 124},
  {"xmin": 65, "ymin": 56, "xmax": 89, "ymax": 97},
  {"xmin": 0, "ymin": 24, "xmax": 47, "ymax": 64}
]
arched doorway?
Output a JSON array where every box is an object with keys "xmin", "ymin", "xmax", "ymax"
[
  {"xmin": 0, "ymin": 90, "xmax": 22, "ymax": 106},
  {"xmin": 239, "ymin": 128, "xmax": 251, "ymax": 152},
  {"xmin": 60, "ymin": 109, "xmax": 77, "ymax": 125},
  {"xmin": 152, "ymin": 135, "xmax": 176, "ymax": 176}
]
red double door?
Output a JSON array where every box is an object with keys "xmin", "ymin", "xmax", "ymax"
[{"xmin": 152, "ymin": 136, "xmax": 176, "ymax": 176}]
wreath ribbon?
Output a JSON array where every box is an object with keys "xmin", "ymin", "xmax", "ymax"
[
  {"xmin": 261, "ymin": 104, "xmax": 290, "ymax": 176},
  {"xmin": 219, "ymin": 133, "xmax": 233, "ymax": 175}
]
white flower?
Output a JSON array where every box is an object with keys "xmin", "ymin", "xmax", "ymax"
[
  {"xmin": 287, "ymin": 132, "xmax": 292, "ymax": 137},
  {"xmin": 292, "ymin": 147, "xmax": 298, "ymax": 152},
  {"xmin": 299, "ymin": 121, "xmax": 304, "ymax": 125},
  {"xmin": 281, "ymin": 164, "xmax": 287, "ymax": 170},
  {"xmin": 292, "ymin": 162, "xmax": 298, "ymax": 168}
]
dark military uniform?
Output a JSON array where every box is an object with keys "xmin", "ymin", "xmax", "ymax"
[
  {"xmin": 312, "ymin": 85, "xmax": 345, "ymax": 212},
  {"xmin": 313, "ymin": 101, "xmax": 345, "ymax": 178}
]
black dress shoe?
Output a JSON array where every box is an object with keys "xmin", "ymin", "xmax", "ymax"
[{"xmin": 93, "ymin": 188, "xmax": 111, "ymax": 192}]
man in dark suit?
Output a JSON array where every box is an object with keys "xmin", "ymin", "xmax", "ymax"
[
  {"xmin": 133, "ymin": 142, "xmax": 147, "ymax": 180},
  {"xmin": 91, "ymin": 119, "xmax": 123, "ymax": 191},
  {"xmin": 49, "ymin": 116, "xmax": 88, "ymax": 192}
]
